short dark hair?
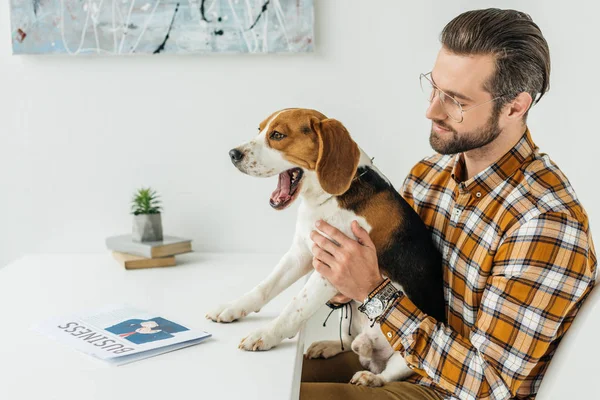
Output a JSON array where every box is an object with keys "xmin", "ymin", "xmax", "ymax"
[{"xmin": 441, "ymin": 8, "xmax": 550, "ymax": 118}]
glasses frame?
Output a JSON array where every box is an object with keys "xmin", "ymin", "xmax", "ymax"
[{"xmin": 420, "ymin": 72, "xmax": 506, "ymax": 123}]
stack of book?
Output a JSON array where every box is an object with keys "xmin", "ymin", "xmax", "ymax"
[{"xmin": 106, "ymin": 235, "xmax": 192, "ymax": 270}]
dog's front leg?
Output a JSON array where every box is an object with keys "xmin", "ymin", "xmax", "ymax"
[
  {"xmin": 206, "ymin": 239, "xmax": 313, "ymax": 323},
  {"xmin": 239, "ymin": 270, "xmax": 338, "ymax": 351}
]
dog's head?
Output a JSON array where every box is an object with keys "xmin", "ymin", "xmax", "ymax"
[{"xmin": 229, "ymin": 108, "xmax": 361, "ymax": 210}]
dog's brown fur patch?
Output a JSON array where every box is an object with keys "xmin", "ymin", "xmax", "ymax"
[
  {"xmin": 259, "ymin": 109, "xmax": 326, "ymax": 170},
  {"xmin": 314, "ymin": 119, "xmax": 360, "ymax": 195},
  {"xmin": 337, "ymin": 185, "xmax": 403, "ymax": 252}
]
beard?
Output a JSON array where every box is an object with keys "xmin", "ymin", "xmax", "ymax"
[{"xmin": 429, "ymin": 109, "xmax": 502, "ymax": 155}]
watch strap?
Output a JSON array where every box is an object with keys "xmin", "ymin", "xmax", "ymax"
[
  {"xmin": 358, "ymin": 278, "xmax": 390, "ymax": 314},
  {"xmin": 358, "ymin": 278, "xmax": 401, "ymax": 320},
  {"xmin": 366, "ymin": 278, "xmax": 392, "ymax": 301},
  {"xmin": 375, "ymin": 280, "xmax": 401, "ymax": 304}
]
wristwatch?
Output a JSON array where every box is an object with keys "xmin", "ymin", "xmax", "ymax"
[{"xmin": 358, "ymin": 278, "xmax": 402, "ymax": 320}]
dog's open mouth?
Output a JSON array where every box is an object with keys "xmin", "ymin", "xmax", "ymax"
[{"xmin": 269, "ymin": 168, "xmax": 304, "ymax": 210}]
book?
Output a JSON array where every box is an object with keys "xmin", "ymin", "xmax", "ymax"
[
  {"xmin": 106, "ymin": 234, "xmax": 192, "ymax": 258},
  {"xmin": 111, "ymin": 251, "xmax": 176, "ymax": 270},
  {"xmin": 32, "ymin": 305, "xmax": 211, "ymax": 366}
]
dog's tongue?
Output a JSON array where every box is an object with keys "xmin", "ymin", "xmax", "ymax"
[{"xmin": 271, "ymin": 172, "xmax": 291, "ymax": 204}]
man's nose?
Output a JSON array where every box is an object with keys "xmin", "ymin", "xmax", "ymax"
[
  {"xmin": 425, "ymin": 93, "xmax": 447, "ymax": 121},
  {"xmin": 229, "ymin": 148, "xmax": 244, "ymax": 163}
]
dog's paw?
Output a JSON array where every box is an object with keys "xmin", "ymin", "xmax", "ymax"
[
  {"xmin": 205, "ymin": 303, "xmax": 249, "ymax": 323},
  {"xmin": 239, "ymin": 327, "xmax": 280, "ymax": 351},
  {"xmin": 351, "ymin": 333, "xmax": 373, "ymax": 359},
  {"xmin": 350, "ymin": 370, "xmax": 385, "ymax": 387},
  {"xmin": 305, "ymin": 340, "xmax": 345, "ymax": 359}
]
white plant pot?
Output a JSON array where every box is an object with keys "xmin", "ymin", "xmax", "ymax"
[{"xmin": 132, "ymin": 213, "xmax": 163, "ymax": 242}]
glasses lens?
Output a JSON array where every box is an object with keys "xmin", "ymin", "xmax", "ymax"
[
  {"xmin": 439, "ymin": 93, "xmax": 463, "ymax": 122},
  {"xmin": 420, "ymin": 75, "xmax": 435, "ymax": 102}
]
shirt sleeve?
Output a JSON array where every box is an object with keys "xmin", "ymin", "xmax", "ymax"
[{"xmin": 378, "ymin": 212, "xmax": 595, "ymax": 400}]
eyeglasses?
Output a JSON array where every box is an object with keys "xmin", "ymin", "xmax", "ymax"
[{"xmin": 419, "ymin": 72, "xmax": 506, "ymax": 123}]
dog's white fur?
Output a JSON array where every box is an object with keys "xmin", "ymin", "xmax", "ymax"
[{"xmin": 206, "ymin": 110, "xmax": 413, "ymax": 385}]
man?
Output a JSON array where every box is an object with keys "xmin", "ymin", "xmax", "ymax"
[{"xmin": 302, "ymin": 8, "xmax": 597, "ymax": 400}]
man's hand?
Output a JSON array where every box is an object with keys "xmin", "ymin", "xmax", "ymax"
[{"xmin": 311, "ymin": 220, "xmax": 384, "ymax": 302}]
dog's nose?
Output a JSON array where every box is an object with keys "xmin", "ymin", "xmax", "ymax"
[{"xmin": 229, "ymin": 148, "xmax": 244, "ymax": 163}]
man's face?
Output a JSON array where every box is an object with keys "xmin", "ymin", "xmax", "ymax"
[{"xmin": 426, "ymin": 47, "xmax": 504, "ymax": 155}]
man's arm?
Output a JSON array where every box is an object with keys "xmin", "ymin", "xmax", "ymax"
[{"xmin": 378, "ymin": 212, "xmax": 595, "ymax": 399}]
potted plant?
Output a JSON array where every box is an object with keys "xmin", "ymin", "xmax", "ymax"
[{"xmin": 131, "ymin": 187, "xmax": 163, "ymax": 242}]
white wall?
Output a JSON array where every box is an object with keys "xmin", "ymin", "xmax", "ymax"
[{"xmin": 1, "ymin": 0, "xmax": 599, "ymax": 268}]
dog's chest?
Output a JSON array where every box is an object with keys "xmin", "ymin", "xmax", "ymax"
[{"xmin": 296, "ymin": 200, "xmax": 372, "ymax": 252}]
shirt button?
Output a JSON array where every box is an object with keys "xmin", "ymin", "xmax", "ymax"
[
  {"xmin": 476, "ymin": 192, "xmax": 482, "ymax": 198},
  {"xmin": 386, "ymin": 332, "xmax": 393, "ymax": 338}
]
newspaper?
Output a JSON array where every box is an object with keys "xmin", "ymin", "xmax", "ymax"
[{"xmin": 32, "ymin": 304, "xmax": 212, "ymax": 366}]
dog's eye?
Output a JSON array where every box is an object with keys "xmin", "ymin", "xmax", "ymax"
[{"xmin": 270, "ymin": 131, "xmax": 287, "ymax": 141}]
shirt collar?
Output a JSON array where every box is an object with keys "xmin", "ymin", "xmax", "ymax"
[{"xmin": 450, "ymin": 127, "xmax": 537, "ymax": 197}]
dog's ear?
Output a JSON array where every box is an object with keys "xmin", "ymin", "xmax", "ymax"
[{"xmin": 312, "ymin": 118, "xmax": 360, "ymax": 195}]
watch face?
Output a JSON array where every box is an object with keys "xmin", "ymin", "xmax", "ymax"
[{"xmin": 365, "ymin": 298, "xmax": 384, "ymax": 318}]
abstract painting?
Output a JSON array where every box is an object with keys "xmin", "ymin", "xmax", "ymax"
[{"xmin": 9, "ymin": 0, "xmax": 313, "ymax": 55}]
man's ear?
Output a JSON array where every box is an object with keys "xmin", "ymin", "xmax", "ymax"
[
  {"xmin": 507, "ymin": 92, "xmax": 533, "ymax": 120},
  {"xmin": 312, "ymin": 118, "xmax": 360, "ymax": 195}
]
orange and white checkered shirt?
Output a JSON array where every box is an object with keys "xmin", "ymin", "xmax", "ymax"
[{"xmin": 378, "ymin": 128, "xmax": 597, "ymax": 399}]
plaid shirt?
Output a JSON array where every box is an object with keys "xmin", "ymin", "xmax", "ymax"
[{"xmin": 377, "ymin": 128, "xmax": 597, "ymax": 400}]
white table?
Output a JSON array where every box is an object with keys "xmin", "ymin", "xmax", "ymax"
[{"xmin": 0, "ymin": 253, "xmax": 307, "ymax": 400}]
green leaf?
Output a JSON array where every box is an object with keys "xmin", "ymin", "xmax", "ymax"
[{"xmin": 130, "ymin": 186, "xmax": 163, "ymax": 214}]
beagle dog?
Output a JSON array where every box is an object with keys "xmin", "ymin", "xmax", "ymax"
[{"xmin": 206, "ymin": 108, "xmax": 445, "ymax": 386}]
